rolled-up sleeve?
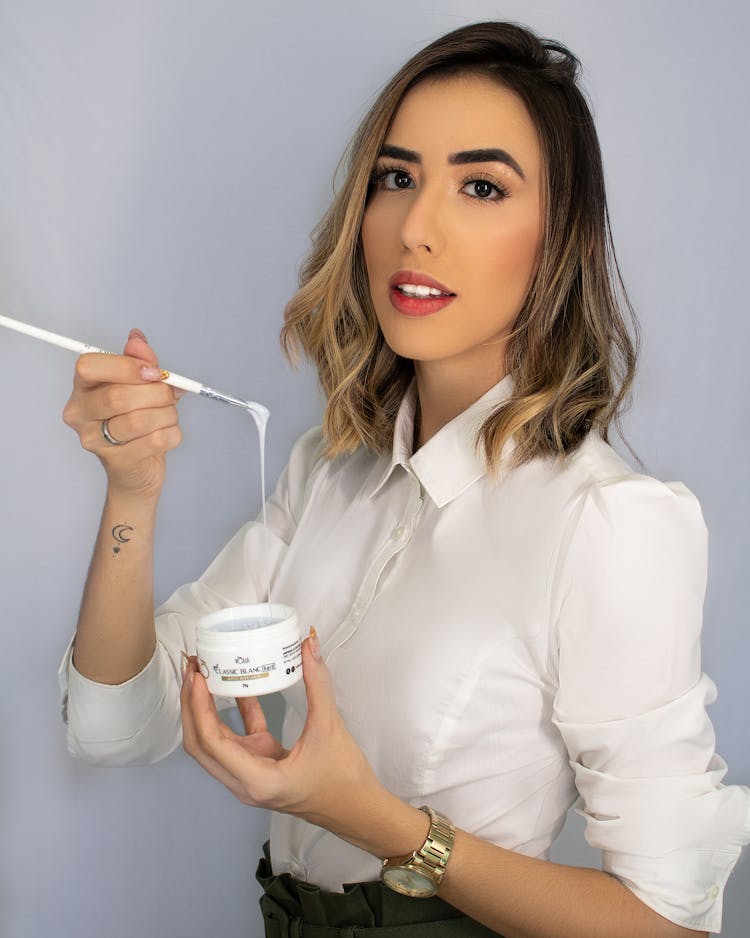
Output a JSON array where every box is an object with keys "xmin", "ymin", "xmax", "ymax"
[
  {"xmin": 58, "ymin": 425, "xmax": 325, "ymax": 766},
  {"xmin": 551, "ymin": 474, "xmax": 750, "ymax": 933},
  {"xmin": 58, "ymin": 631, "xmax": 183, "ymax": 766}
]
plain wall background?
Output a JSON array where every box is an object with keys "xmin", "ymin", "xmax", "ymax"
[{"xmin": 0, "ymin": 2, "xmax": 747, "ymax": 936}]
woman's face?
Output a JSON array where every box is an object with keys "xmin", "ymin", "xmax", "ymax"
[{"xmin": 361, "ymin": 75, "xmax": 544, "ymax": 375}]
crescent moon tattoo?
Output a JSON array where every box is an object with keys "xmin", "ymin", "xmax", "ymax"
[
  {"xmin": 113, "ymin": 524, "xmax": 134, "ymax": 543},
  {"xmin": 111, "ymin": 524, "xmax": 134, "ymax": 556}
]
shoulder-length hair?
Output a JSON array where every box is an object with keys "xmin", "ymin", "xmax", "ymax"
[{"xmin": 281, "ymin": 20, "xmax": 639, "ymax": 473}]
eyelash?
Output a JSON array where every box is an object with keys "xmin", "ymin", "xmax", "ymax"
[{"xmin": 368, "ymin": 163, "xmax": 511, "ymax": 202}]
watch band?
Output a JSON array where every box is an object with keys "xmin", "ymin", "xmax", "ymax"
[
  {"xmin": 413, "ymin": 806, "xmax": 455, "ymax": 885},
  {"xmin": 381, "ymin": 805, "xmax": 456, "ymax": 895}
]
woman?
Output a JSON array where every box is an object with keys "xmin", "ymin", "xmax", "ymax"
[{"xmin": 59, "ymin": 21, "xmax": 750, "ymax": 938}]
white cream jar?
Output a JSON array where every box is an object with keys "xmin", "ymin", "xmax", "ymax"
[{"xmin": 195, "ymin": 603, "xmax": 302, "ymax": 696}]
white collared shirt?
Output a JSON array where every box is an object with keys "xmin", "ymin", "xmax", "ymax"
[{"xmin": 58, "ymin": 375, "xmax": 750, "ymax": 933}]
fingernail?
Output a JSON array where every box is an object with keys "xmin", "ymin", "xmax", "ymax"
[
  {"xmin": 174, "ymin": 388, "xmax": 186, "ymax": 400},
  {"xmin": 309, "ymin": 626, "xmax": 321, "ymax": 660},
  {"xmin": 180, "ymin": 650, "xmax": 189, "ymax": 680},
  {"xmin": 140, "ymin": 366, "xmax": 163, "ymax": 380},
  {"xmin": 129, "ymin": 328, "xmax": 148, "ymax": 342}
]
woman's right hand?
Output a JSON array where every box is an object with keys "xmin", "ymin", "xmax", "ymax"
[{"xmin": 62, "ymin": 327, "xmax": 183, "ymax": 499}]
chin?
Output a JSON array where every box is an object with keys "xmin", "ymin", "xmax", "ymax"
[
  {"xmin": 375, "ymin": 320, "xmax": 438, "ymax": 358},
  {"xmin": 379, "ymin": 333, "xmax": 437, "ymax": 362}
]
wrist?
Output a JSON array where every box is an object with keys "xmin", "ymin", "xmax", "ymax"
[
  {"xmin": 371, "ymin": 797, "xmax": 432, "ymax": 860},
  {"xmin": 329, "ymin": 786, "xmax": 430, "ymax": 860},
  {"xmin": 380, "ymin": 806, "xmax": 457, "ymax": 898},
  {"xmin": 104, "ymin": 485, "xmax": 161, "ymax": 515}
]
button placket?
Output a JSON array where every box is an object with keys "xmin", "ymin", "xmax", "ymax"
[
  {"xmin": 349, "ymin": 480, "xmax": 423, "ymax": 617},
  {"xmin": 325, "ymin": 479, "xmax": 424, "ymax": 658}
]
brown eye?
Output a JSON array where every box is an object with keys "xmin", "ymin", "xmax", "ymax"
[
  {"xmin": 371, "ymin": 167, "xmax": 415, "ymax": 190},
  {"xmin": 460, "ymin": 177, "xmax": 510, "ymax": 201},
  {"xmin": 473, "ymin": 180, "xmax": 494, "ymax": 198}
]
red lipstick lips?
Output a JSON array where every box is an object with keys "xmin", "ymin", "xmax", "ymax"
[{"xmin": 388, "ymin": 270, "xmax": 457, "ymax": 317}]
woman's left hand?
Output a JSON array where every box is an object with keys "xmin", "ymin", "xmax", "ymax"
[{"xmin": 180, "ymin": 629, "xmax": 385, "ymax": 838}]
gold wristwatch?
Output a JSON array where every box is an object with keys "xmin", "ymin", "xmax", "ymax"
[{"xmin": 380, "ymin": 806, "xmax": 455, "ymax": 898}]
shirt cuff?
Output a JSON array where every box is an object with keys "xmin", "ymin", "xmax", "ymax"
[
  {"xmin": 603, "ymin": 844, "xmax": 745, "ymax": 933},
  {"xmin": 57, "ymin": 632, "xmax": 182, "ymax": 764}
]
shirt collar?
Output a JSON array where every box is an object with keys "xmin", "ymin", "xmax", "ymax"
[{"xmin": 369, "ymin": 373, "xmax": 515, "ymax": 508}]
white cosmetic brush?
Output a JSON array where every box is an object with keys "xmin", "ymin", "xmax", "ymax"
[{"xmin": 0, "ymin": 313, "xmax": 269, "ymax": 423}]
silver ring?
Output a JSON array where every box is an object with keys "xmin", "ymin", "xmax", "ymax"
[{"xmin": 101, "ymin": 418, "xmax": 125, "ymax": 446}]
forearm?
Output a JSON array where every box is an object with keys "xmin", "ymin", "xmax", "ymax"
[
  {"xmin": 337, "ymin": 791, "xmax": 708, "ymax": 938},
  {"xmin": 72, "ymin": 489, "xmax": 159, "ymax": 684},
  {"xmin": 440, "ymin": 827, "xmax": 706, "ymax": 938}
]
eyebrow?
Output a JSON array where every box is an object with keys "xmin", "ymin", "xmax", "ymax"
[{"xmin": 378, "ymin": 144, "xmax": 526, "ymax": 181}]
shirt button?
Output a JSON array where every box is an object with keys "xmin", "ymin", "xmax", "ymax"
[
  {"xmin": 392, "ymin": 525, "xmax": 406, "ymax": 540},
  {"xmin": 707, "ymin": 884, "xmax": 720, "ymax": 900}
]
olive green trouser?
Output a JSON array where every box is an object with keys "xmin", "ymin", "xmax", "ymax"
[{"xmin": 256, "ymin": 842, "xmax": 503, "ymax": 937}]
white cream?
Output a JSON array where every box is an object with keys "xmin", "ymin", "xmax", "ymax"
[{"xmin": 244, "ymin": 402, "xmax": 272, "ymax": 606}]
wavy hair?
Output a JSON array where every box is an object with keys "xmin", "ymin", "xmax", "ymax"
[{"xmin": 281, "ymin": 21, "xmax": 640, "ymax": 472}]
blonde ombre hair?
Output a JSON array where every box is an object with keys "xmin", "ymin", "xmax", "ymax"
[{"xmin": 281, "ymin": 21, "xmax": 639, "ymax": 472}]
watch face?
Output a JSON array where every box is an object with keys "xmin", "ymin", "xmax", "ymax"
[{"xmin": 382, "ymin": 865, "xmax": 437, "ymax": 898}]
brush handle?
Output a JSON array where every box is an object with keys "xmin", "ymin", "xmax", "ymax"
[
  {"xmin": 0, "ymin": 314, "xmax": 203, "ymax": 394},
  {"xmin": 155, "ymin": 371, "xmax": 203, "ymax": 394},
  {"xmin": 0, "ymin": 313, "xmax": 100, "ymax": 355}
]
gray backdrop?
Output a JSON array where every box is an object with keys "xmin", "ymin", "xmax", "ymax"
[{"xmin": 1, "ymin": 2, "xmax": 747, "ymax": 936}]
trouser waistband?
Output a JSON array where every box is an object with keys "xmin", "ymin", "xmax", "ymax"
[{"xmin": 256, "ymin": 841, "xmax": 502, "ymax": 937}]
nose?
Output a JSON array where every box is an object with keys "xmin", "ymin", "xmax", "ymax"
[{"xmin": 398, "ymin": 183, "xmax": 445, "ymax": 256}]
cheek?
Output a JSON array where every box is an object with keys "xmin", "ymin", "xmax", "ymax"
[
  {"xmin": 478, "ymin": 214, "xmax": 542, "ymax": 291},
  {"xmin": 361, "ymin": 204, "xmax": 390, "ymax": 273}
]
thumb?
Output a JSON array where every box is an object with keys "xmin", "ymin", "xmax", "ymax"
[
  {"xmin": 122, "ymin": 327, "xmax": 159, "ymax": 366},
  {"xmin": 301, "ymin": 628, "xmax": 336, "ymax": 730}
]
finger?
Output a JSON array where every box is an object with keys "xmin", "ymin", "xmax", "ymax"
[
  {"xmin": 73, "ymin": 352, "xmax": 166, "ymax": 391},
  {"xmin": 88, "ymin": 423, "xmax": 183, "ymax": 461},
  {"xmin": 182, "ymin": 658, "xmax": 251, "ymax": 748},
  {"xmin": 300, "ymin": 629, "xmax": 336, "ymax": 733},
  {"xmin": 75, "ymin": 381, "xmax": 178, "ymax": 423},
  {"xmin": 122, "ymin": 328, "xmax": 159, "ymax": 366},
  {"xmin": 186, "ymin": 662, "xmax": 279, "ymax": 801},
  {"xmin": 90, "ymin": 404, "xmax": 179, "ymax": 449},
  {"xmin": 235, "ymin": 695, "xmax": 269, "ymax": 736},
  {"xmin": 63, "ymin": 372, "xmax": 178, "ymax": 436},
  {"xmin": 180, "ymin": 659, "xmax": 248, "ymax": 800},
  {"xmin": 184, "ymin": 726, "xmax": 247, "ymax": 801}
]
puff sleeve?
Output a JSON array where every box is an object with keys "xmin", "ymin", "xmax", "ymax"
[
  {"xmin": 57, "ymin": 425, "xmax": 325, "ymax": 767},
  {"xmin": 551, "ymin": 475, "xmax": 750, "ymax": 933}
]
